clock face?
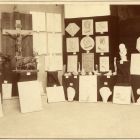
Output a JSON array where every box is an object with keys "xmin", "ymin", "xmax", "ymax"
[{"xmin": 80, "ymin": 36, "xmax": 94, "ymax": 51}]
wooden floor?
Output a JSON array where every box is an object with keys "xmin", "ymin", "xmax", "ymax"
[{"xmin": 0, "ymin": 95, "xmax": 140, "ymax": 138}]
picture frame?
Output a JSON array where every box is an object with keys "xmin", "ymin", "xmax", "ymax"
[
  {"xmin": 96, "ymin": 36, "xmax": 109, "ymax": 53},
  {"xmin": 95, "ymin": 21, "xmax": 108, "ymax": 33},
  {"xmin": 99, "ymin": 56, "xmax": 109, "ymax": 72},
  {"xmin": 66, "ymin": 37, "xmax": 79, "ymax": 53},
  {"xmin": 82, "ymin": 19, "xmax": 94, "ymax": 35}
]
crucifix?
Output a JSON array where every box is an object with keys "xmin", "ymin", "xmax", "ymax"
[{"xmin": 2, "ymin": 20, "xmax": 32, "ymax": 57}]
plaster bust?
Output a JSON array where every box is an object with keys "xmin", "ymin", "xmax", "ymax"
[{"xmin": 119, "ymin": 43, "xmax": 127, "ymax": 62}]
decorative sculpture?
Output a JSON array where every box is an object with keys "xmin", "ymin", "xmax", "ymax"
[
  {"xmin": 67, "ymin": 83, "xmax": 75, "ymax": 102},
  {"xmin": 119, "ymin": 43, "xmax": 127, "ymax": 62},
  {"xmin": 99, "ymin": 87, "xmax": 112, "ymax": 103},
  {"xmin": 136, "ymin": 37, "xmax": 140, "ymax": 52}
]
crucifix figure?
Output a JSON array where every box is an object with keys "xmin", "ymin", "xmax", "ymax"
[{"xmin": 3, "ymin": 20, "xmax": 32, "ymax": 57}]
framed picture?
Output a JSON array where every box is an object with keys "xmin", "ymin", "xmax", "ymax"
[
  {"xmin": 80, "ymin": 36, "xmax": 94, "ymax": 51},
  {"xmin": 82, "ymin": 19, "xmax": 93, "ymax": 35},
  {"xmin": 95, "ymin": 21, "xmax": 108, "ymax": 33},
  {"xmin": 65, "ymin": 23, "xmax": 80, "ymax": 37},
  {"xmin": 113, "ymin": 86, "xmax": 132, "ymax": 104},
  {"xmin": 66, "ymin": 37, "xmax": 79, "ymax": 53},
  {"xmin": 82, "ymin": 53, "xmax": 94, "ymax": 72},
  {"xmin": 96, "ymin": 36, "xmax": 109, "ymax": 53},
  {"xmin": 99, "ymin": 56, "xmax": 109, "ymax": 72},
  {"xmin": 67, "ymin": 55, "xmax": 78, "ymax": 73}
]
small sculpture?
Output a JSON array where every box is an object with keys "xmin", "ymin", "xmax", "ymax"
[
  {"xmin": 99, "ymin": 87, "xmax": 112, "ymax": 103},
  {"xmin": 136, "ymin": 37, "xmax": 140, "ymax": 52},
  {"xmin": 105, "ymin": 70, "xmax": 112, "ymax": 76},
  {"xmin": 113, "ymin": 57, "xmax": 117, "ymax": 75},
  {"xmin": 119, "ymin": 43, "xmax": 127, "ymax": 62},
  {"xmin": 67, "ymin": 83, "xmax": 75, "ymax": 102},
  {"xmin": 93, "ymin": 64, "xmax": 101, "ymax": 75}
]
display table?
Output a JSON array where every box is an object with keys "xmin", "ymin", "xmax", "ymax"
[{"xmin": 63, "ymin": 74, "xmax": 117, "ymax": 102}]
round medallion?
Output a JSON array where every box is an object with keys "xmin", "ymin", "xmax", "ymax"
[{"xmin": 80, "ymin": 36, "xmax": 94, "ymax": 51}]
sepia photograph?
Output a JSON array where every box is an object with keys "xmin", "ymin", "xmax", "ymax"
[{"xmin": 0, "ymin": 1, "xmax": 140, "ymax": 139}]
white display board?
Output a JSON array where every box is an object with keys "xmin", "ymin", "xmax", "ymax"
[
  {"xmin": 18, "ymin": 81, "xmax": 43, "ymax": 113},
  {"xmin": 33, "ymin": 32, "xmax": 47, "ymax": 55},
  {"xmin": 46, "ymin": 13, "xmax": 62, "ymax": 32},
  {"xmin": 45, "ymin": 55, "xmax": 63, "ymax": 71},
  {"xmin": 31, "ymin": 12, "xmax": 46, "ymax": 31},
  {"xmin": 47, "ymin": 33, "xmax": 62, "ymax": 54},
  {"xmin": 46, "ymin": 86, "xmax": 65, "ymax": 103},
  {"xmin": 2, "ymin": 83, "xmax": 12, "ymax": 99},
  {"xmin": 130, "ymin": 53, "xmax": 140, "ymax": 75},
  {"xmin": 113, "ymin": 86, "xmax": 132, "ymax": 105},
  {"xmin": 79, "ymin": 75, "xmax": 97, "ymax": 102},
  {"xmin": 64, "ymin": 4, "xmax": 110, "ymax": 18}
]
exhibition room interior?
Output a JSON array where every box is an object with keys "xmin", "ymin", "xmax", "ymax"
[{"xmin": 1, "ymin": 3, "xmax": 140, "ymax": 138}]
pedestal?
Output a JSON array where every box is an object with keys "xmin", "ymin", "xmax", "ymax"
[
  {"xmin": 62, "ymin": 75, "xmax": 79, "ymax": 101},
  {"xmin": 97, "ymin": 75, "xmax": 117, "ymax": 101},
  {"xmin": 116, "ymin": 61, "xmax": 131, "ymax": 84}
]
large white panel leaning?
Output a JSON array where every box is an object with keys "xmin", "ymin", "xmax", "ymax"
[
  {"xmin": 2, "ymin": 83, "xmax": 12, "ymax": 99},
  {"xmin": 18, "ymin": 81, "xmax": 43, "ymax": 113},
  {"xmin": 46, "ymin": 86, "xmax": 65, "ymax": 103},
  {"xmin": 113, "ymin": 86, "xmax": 132, "ymax": 105},
  {"xmin": 130, "ymin": 53, "xmax": 140, "ymax": 75},
  {"xmin": 0, "ymin": 95, "xmax": 3, "ymax": 117},
  {"xmin": 79, "ymin": 75, "xmax": 97, "ymax": 102}
]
